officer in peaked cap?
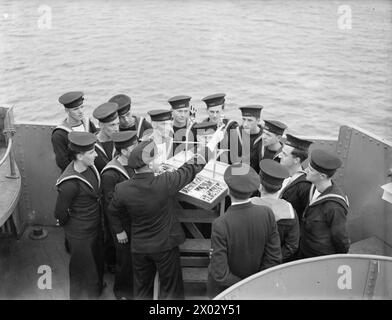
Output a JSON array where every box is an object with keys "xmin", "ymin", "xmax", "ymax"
[
  {"xmin": 93, "ymin": 102, "xmax": 120, "ymax": 273},
  {"xmin": 252, "ymin": 159, "xmax": 299, "ymax": 262},
  {"xmin": 239, "ymin": 105, "xmax": 264, "ymax": 175},
  {"xmin": 54, "ymin": 131, "xmax": 104, "ymax": 299},
  {"xmin": 109, "ymin": 94, "xmax": 152, "ymax": 139},
  {"xmin": 201, "ymin": 93, "xmax": 241, "ymax": 164},
  {"xmin": 107, "ymin": 127, "xmax": 225, "ymax": 300},
  {"xmin": 52, "ymin": 91, "xmax": 97, "ymax": 172},
  {"xmin": 279, "ymin": 134, "xmax": 313, "ymax": 221},
  {"xmin": 208, "ymin": 163, "xmax": 281, "ymax": 297},
  {"xmin": 168, "ymin": 95, "xmax": 196, "ymax": 155},
  {"xmin": 261, "ymin": 120, "xmax": 287, "ymax": 162},
  {"xmin": 101, "ymin": 130, "xmax": 138, "ymax": 300},
  {"xmin": 298, "ymin": 149, "xmax": 350, "ymax": 258}
]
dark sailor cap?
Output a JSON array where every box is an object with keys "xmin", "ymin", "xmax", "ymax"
[
  {"xmin": 224, "ymin": 163, "xmax": 260, "ymax": 195},
  {"xmin": 202, "ymin": 93, "xmax": 226, "ymax": 108},
  {"xmin": 309, "ymin": 149, "xmax": 342, "ymax": 175},
  {"xmin": 68, "ymin": 132, "xmax": 97, "ymax": 152},
  {"xmin": 58, "ymin": 91, "xmax": 84, "ymax": 109},
  {"xmin": 239, "ymin": 105, "xmax": 264, "ymax": 118},
  {"xmin": 148, "ymin": 109, "xmax": 173, "ymax": 122},
  {"xmin": 193, "ymin": 121, "xmax": 217, "ymax": 134},
  {"xmin": 112, "ymin": 131, "xmax": 138, "ymax": 150},
  {"xmin": 285, "ymin": 134, "xmax": 313, "ymax": 151},
  {"xmin": 93, "ymin": 102, "xmax": 119, "ymax": 123},
  {"xmin": 259, "ymin": 159, "xmax": 290, "ymax": 188},
  {"xmin": 263, "ymin": 120, "xmax": 287, "ymax": 136},
  {"xmin": 109, "ymin": 94, "xmax": 131, "ymax": 116},
  {"xmin": 128, "ymin": 139, "xmax": 156, "ymax": 169},
  {"xmin": 168, "ymin": 95, "xmax": 191, "ymax": 109}
]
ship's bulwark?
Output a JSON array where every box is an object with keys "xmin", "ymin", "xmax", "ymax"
[
  {"xmin": 11, "ymin": 122, "xmax": 392, "ymax": 248},
  {"xmin": 1, "ymin": 123, "xmax": 392, "ymax": 299}
]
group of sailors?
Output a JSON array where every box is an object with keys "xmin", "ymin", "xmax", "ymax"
[{"xmin": 51, "ymin": 91, "xmax": 350, "ymax": 300}]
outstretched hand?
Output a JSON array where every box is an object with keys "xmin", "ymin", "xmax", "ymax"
[{"xmin": 116, "ymin": 231, "xmax": 128, "ymax": 244}]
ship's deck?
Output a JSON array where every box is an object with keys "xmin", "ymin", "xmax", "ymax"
[
  {"xmin": 2, "ymin": 227, "xmax": 392, "ymax": 300},
  {"xmin": 0, "ymin": 226, "xmax": 115, "ymax": 300},
  {"xmin": 0, "ymin": 226, "xmax": 208, "ymax": 300}
]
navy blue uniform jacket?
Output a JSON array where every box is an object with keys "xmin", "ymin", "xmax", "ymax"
[
  {"xmin": 51, "ymin": 118, "xmax": 97, "ymax": 172},
  {"xmin": 54, "ymin": 163, "xmax": 101, "ymax": 239},
  {"xmin": 280, "ymin": 172, "xmax": 311, "ymax": 222},
  {"xmin": 300, "ymin": 182, "xmax": 350, "ymax": 257},
  {"xmin": 107, "ymin": 160, "xmax": 205, "ymax": 254},
  {"xmin": 208, "ymin": 202, "xmax": 282, "ymax": 294}
]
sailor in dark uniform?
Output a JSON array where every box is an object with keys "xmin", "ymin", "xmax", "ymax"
[
  {"xmin": 101, "ymin": 131, "xmax": 138, "ymax": 300},
  {"xmin": 107, "ymin": 128, "xmax": 225, "ymax": 300},
  {"xmin": 92, "ymin": 102, "xmax": 120, "ymax": 172},
  {"xmin": 208, "ymin": 163, "xmax": 282, "ymax": 298},
  {"xmin": 146, "ymin": 109, "xmax": 175, "ymax": 166},
  {"xmin": 109, "ymin": 94, "xmax": 152, "ymax": 139},
  {"xmin": 279, "ymin": 134, "xmax": 313, "ymax": 222},
  {"xmin": 238, "ymin": 105, "xmax": 264, "ymax": 174},
  {"xmin": 299, "ymin": 149, "xmax": 350, "ymax": 258},
  {"xmin": 261, "ymin": 120, "xmax": 287, "ymax": 162},
  {"xmin": 54, "ymin": 132, "xmax": 104, "ymax": 300},
  {"xmin": 251, "ymin": 159, "xmax": 299, "ymax": 263},
  {"xmin": 201, "ymin": 93, "xmax": 241, "ymax": 164},
  {"xmin": 51, "ymin": 91, "xmax": 97, "ymax": 172},
  {"xmin": 93, "ymin": 102, "xmax": 120, "ymax": 272},
  {"xmin": 167, "ymin": 95, "xmax": 196, "ymax": 155}
]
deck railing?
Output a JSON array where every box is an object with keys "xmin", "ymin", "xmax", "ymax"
[{"xmin": 0, "ymin": 106, "xmax": 18, "ymax": 179}]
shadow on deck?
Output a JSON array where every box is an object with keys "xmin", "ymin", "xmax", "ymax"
[
  {"xmin": 0, "ymin": 226, "xmax": 115, "ymax": 300},
  {"xmin": 0, "ymin": 226, "xmax": 208, "ymax": 300}
]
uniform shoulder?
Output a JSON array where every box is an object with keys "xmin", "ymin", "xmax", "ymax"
[
  {"xmin": 101, "ymin": 167, "xmax": 121, "ymax": 179},
  {"xmin": 56, "ymin": 178, "xmax": 79, "ymax": 193},
  {"xmin": 113, "ymin": 179, "xmax": 130, "ymax": 193},
  {"xmin": 323, "ymin": 199, "xmax": 348, "ymax": 215},
  {"xmin": 52, "ymin": 127, "xmax": 68, "ymax": 138}
]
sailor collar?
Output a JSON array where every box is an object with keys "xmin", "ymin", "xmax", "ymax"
[
  {"xmin": 101, "ymin": 157, "xmax": 131, "ymax": 180},
  {"xmin": 95, "ymin": 139, "xmax": 116, "ymax": 159},
  {"xmin": 56, "ymin": 162, "xmax": 101, "ymax": 190},
  {"xmin": 251, "ymin": 197, "xmax": 295, "ymax": 221},
  {"xmin": 308, "ymin": 183, "xmax": 349, "ymax": 207},
  {"xmin": 55, "ymin": 117, "xmax": 91, "ymax": 133}
]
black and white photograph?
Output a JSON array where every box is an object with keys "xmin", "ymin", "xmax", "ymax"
[{"xmin": 0, "ymin": 0, "xmax": 392, "ymax": 307}]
